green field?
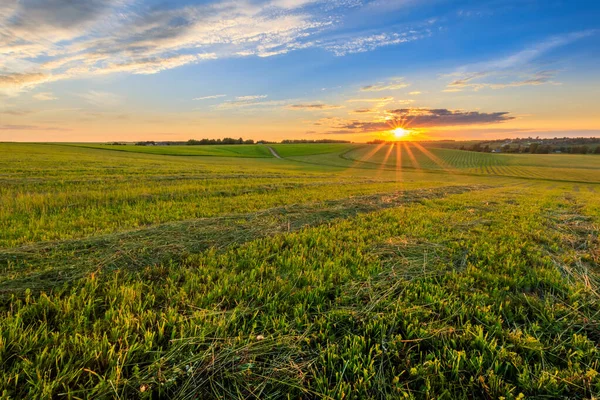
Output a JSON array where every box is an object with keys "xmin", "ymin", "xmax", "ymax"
[
  {"xmin": 1, "ymin": 143, "xmax": 599, "ymax": 399},
  {"xmin": 68, "ymin": 143, "xmax": 275, "ymax": 158}
]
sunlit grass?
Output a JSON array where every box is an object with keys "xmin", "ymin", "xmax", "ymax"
[{"xmin": 1, "ymin": 143, "xmax": 599, "ymax": 398}]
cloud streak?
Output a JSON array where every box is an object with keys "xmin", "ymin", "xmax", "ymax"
[
  {"xmin": 33, "ymin": 92, "xmax": 58, "ymax": 101},
  {"xmin": 193, "ymin": 94, "xmax": 227, "ymax": 101},
  {"xmin": 360, "ymin": 79, "xmax": 409, "ymax": 92},
  {"xmin": 323, "ymin": 29, "xmax": 431, "ymax": 56},
  {"xmin": 0, "ymin": 124, "xmax": 70, "ymax": 131},
  {"xmin": 285, "ymin": 103, "xmax": 343, "ymax": 110},
  {"xmin": 327, "ymin": 108, "xmax": 515, "ymax": 133},
  {"xmin": 0, "ymin": 0, "xmax": 436, "ymax": 94},
  {"xmin": 444, "ymin": 30, "xmax": 596, "ymax": 92}
]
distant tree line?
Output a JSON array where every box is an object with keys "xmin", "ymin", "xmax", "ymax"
[
  {"xmin": 129, "ymin": 138, "xmax": 350, "ymax": 146},
  {"xmin": 280, "ymin": 139, "xmax": 351, "ymax": 144},
  {"xmin": 134, "ymin": 141, "xmax": 158, "ymax": 146},
  {"xmin": 460, "ymin": 143, "xmax": 600, "ymax": 154},
  {"xmin": 187, "ymin": 137, "xmax": 254, "ymax": 145},
  {"xmin": 459, "ymin": 137, "xmax": 600, "ymax": 154}
]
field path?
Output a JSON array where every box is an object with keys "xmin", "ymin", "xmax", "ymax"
[{"xmin": 266, "ymin": 146, "xmax": 282, "ymax": 158}]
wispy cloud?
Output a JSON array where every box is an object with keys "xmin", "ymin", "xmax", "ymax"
[
  {"xmin": 235, "ymin": 95, "xmax": 268, "ymax": 101},
  {"xmin": 33, "ymin": 92, "xmax": 58, "ymax": 101},
  {"xmin": 446, "ymin": 70, "xmax": 559, "ymax": 91},
  {"xmin": 193, "ymin": 94, "xmax": 227, "ymax": 101},
  {"xmin": 0, "ymin": 109, "xmax": 32, "ymax": 116},
  {"xmin": 360, "ymin": 79, "xmax": 409, "ymax": 92},
  {"xmin": 0, "ymin": 0, "xmax": 438, "ymax": 94},
  {"xmin": 285, "ymin": 103, "xmax": 343, "ymax": 110},
  {"xmin": 213, "ymin": 95, "xmax": 286, "ymax": 110},
  {"xmin": 0, "ymin": 1, "xmax": 340, "ymax": 92},
  {"xmin": 347, "ymin": 97, "xmax": 394, "ymax": 103},
  {"xmin": 0, "ymin": 72, "xmax": 61, "ymax": 95},
  {"xmin": 444, "ymin": 30, "xmax": 596, "ymax": 92},
  {"xmin": 0, "ymin": 124, "xmax": 71, "ymax": 131},
  {"xmin": 323, "ymin": 29, "xmax": 431, "ymax": 56},
  {"xmin": 96, "ymin": 54, "xmax": 218, "ymax": 75},
  {"xmin": 79, "ymin": 90, "xmax": 121, "ymax": 108}
]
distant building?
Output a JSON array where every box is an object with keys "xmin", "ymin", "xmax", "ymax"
[{"xmin": 491, "ymin": 149, "xmax": 501, "ymax": 153}]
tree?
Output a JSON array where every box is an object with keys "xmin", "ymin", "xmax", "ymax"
[{"xmin": 529, "ymin": 143, "xmax": 539, "ymax": 153}]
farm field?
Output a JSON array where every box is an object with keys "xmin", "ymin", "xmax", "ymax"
[{"xmin": 1, "ymin": 142, "xmax": 599, "ymax": 399}]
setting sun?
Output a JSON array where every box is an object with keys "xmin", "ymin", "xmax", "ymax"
[{"xmin": 392, "ymin": 127, "xmax": 410, "ymax": 139}]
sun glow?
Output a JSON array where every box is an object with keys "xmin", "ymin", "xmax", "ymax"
[{"xmin": 392, "ymin": 127, "xmax": 410, "ymax": 139}]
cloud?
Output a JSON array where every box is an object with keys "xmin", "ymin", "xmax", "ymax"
[
  {"xmin": 444, "ymin": 30, "xmax": 597, "ymax": 92},
  {"xmin": 360, "ymin": 79, "xmax": 409, "ymax": 92},
  {"xmin": 351, "ymin": 108, "xmax": 374, "ymax": 113},
  {"xmin": 79, "ymin": 90, "xmax": 121, "ymax": 108},
  {"xmin": 328, "ymin": 108, "xmax": 515, "ymax": 133},
  {"xmin": 269, "ymin": 0, "xmax": 321, "ymax": 9},
  {"xmin": 193, "ymin": 94, "xmax": 226, "ymax": 101},
  {"xmin": 0, "ymin": 72, "xmax": 58, "ymax": 92},
  {"xmin": 214, "ymin": 96, "xmax": 288, "ymax": 110},
  {"xmin": 387, "ymin": 108, "xmax": 514, "ymax": 127},
  {"xmin": 477, "ymin": 30, "xmax": 596, "ymax": 71},
  {"xmin": 97, "ymin": 54, "xmax": 217, "ymax": 75},
  {"xmin": 235, "ymin": 95, "xmax": 268, "ymax": 101},
  {"xmin": 0, "ymin": 1, "xmax": 337, "ymax": 92},
  {"xmin": 0, "ymin": 124, "xmax": 70, "ymax": 131},
  {"xmin": 408, "ymin": 91, "xmax": 421, "ymax": 95},
  {"xmin": 0, "ymin": 0, "xmax": 123, "ymax": 50},
  {"xmin": 285, "ymin": 103, "xmax": 343, "ymax": 110},
  {"xmin": 33, "ymin": 92, "xmax": 58, "ymax": 101},
  {"xmin": 0, "ymin": 109, "xmax": 32, "ymax": 116},
  {"xmin": 347, "ymin": 97, "xmax": 394, "ymax": 103},
  {"xmin": 0, "ymin": 1, "xmax": 437, "ymax": 94},
  {"xmin": 323, "ymin": 29, "xmax": 431, "ymax": 56},
  {"xmin": 446, "ymin": 70, "xmax": 559, "ymax": 91}
]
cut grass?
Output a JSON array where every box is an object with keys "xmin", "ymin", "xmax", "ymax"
[
  {"xmin": 1, "ymin": 143, "xmax": 600, "ymax": 399},
  {"xmin": 0, "ymin": 185, "xmax": 485, "ymax": 296},
  {"xmin": 67, "ymin": 143, "xmax": 275, "ymax": 158},
  {"xmin": 1, "ymin": 186, "xmax": 599, "ymax": 398}
]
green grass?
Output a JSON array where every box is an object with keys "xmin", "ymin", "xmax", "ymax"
[
  {"xmin": 317, "ymin": 143, "xmax": 600, "ymax": 183},
  {"xmin": 69, "ymin": 143, "xmax": 274, "ymax": 158},
  {"xmin": 1, "ymin": 143, "xmax": 599, "ymax": 399},
  {"xmin": 270, "ymin": 143, "xmax": 355, "ymax": 157}
]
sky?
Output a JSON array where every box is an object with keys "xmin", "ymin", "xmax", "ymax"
[{"xmin": 1, "ymin": 0, "xmax": 599, "ymax": 143}]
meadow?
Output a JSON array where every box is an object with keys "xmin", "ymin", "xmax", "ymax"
[{"xmin": 1, "ymin": 142, "xmax": 599, "ymax": 399}]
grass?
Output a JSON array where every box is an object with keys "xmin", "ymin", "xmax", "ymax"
[
  {"xmin": 340, "ymin": 143, "xmax": 600, "ymax": 183},
  {"xmin": 67, "ymin": 143, "xmax": 274, "ymax": 158},
  {"xmin": 270, "ymin": 143, "xmax": 355, "ymax": 157},
  {"xmin": 1, "ymin": 143, "xmax": 599, "ymax": 399}
]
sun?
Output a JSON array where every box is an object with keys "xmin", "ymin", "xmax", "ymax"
[{"xmin": 392, "ymin": 127, "xmax": 410, "ymax": 138}]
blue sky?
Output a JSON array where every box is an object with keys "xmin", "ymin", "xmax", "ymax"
[{"xmin": 1, "ymin": 0, "xmax": 599, "ymax": 142}]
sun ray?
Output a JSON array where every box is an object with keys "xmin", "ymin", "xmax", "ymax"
[
  {"xmin": 360, "ymin": 141, "xmax": 388, "ymax": 163},
  {"xmin": 411, "ymin": 141, "xmax": 455, "ymax": 172},
  {"xmin": 395, "ymin": 139, "xmax": 402, "ymax": 185},
  {"xmin": 376, "ymin": 142, "xmax": 395, "ymax": 177},
  {"xmin": 402, "ymin": 141, "xmax": 420, "ymax": 169},
  {"xmin": 340, "ymin": 141, "xmax": 388, "ymax": 176}
]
